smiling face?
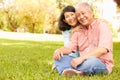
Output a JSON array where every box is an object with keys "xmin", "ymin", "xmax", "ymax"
[
  {"xmin": 64, "ymin": 12, "xmax": 78, "ymax": 27},
  {"xmin": 76, "ymin": 4, "xmax": 94, "ymax": 26}
]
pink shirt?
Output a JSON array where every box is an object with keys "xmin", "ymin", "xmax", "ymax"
[{"xmin": 65, "ymin": 19, "xmax": 114, "ymax": 73}]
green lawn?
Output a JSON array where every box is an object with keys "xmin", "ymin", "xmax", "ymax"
[{"xmin": 0, "ymin": 39, "xmax": 120, "ymax": 80}]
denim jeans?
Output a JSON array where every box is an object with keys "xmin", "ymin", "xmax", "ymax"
[{"xmin": 54, "ymin": 55, "xmax": 108, "ymax": 75}]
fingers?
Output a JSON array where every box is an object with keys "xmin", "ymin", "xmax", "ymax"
[
  {"xmin": 53, "ymin": 49, "xmax": 63, "ymax": 60},
  {"xmin": 53, "ymin": 53, "xmax": 60, "ymax": 60},
  {"xmin": 54, "ymin": 53, "xmax": 62, "ymax": 60},
  {"xmin": 60, "ymin": 51, "xmax": 63, "ymax": 57}
]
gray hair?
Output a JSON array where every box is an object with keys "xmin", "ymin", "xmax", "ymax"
[{"xmin": 75, "ymin": 2, "xmax": 93, "ymax": 11}]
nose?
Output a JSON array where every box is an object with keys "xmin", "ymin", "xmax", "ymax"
[{"xmin": 69, "ymin": 16, "xmax": 73, "ymax": 20}]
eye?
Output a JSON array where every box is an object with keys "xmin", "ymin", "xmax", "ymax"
[
  {"xmin": 65, "ymin": 15, "xmax": 69, "ymax": 19},
  {"xmin": 71, "ymin": 13, "xmax": 74, "ymax": 15},
  {"xmin": 71, "ymin": 14, "xmax": 73, "ymax": 16},
  {"xmin": 81, "ymin": 12, "xmax": 85, "ymax": 15}
]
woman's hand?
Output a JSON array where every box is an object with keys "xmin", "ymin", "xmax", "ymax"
[{"xmin": 53, "ymin": 49, "xmax": 63, "ymax": 60}]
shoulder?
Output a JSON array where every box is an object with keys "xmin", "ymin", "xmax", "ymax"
[
  {"xmin": 94, "ymin": 19, "xmax": 110, "ymax": 30},
  {"xmin": 95, "ymin": 19, "xmax": 112, "ymax": 34},
  {"xmin": 96, "ymin": 18, "xmax": 109, "ymax": 26}
]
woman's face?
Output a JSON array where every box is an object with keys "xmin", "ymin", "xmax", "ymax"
[{"xmin": 64, "ymin": 12, "xmax": 78, "ymax": 27}]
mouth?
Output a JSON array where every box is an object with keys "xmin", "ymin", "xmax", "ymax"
[
  {"xmin": 70, "ymin": 19, "xmax": 75, "ymax": 23},
  {"xmin": 80, "ymin": 18, "xmax": 87, "ymax": 23}
]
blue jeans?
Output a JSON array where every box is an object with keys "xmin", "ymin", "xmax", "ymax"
[{"xmin": 54, "ymin": 55, "xmax": 108, "ymax": 75}]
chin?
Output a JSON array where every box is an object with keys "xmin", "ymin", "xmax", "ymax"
[
  {"xmin": 82, "ymin": 22, "xmax": 89, "ymax": 26},
  {"xmin": 82, "ymin": 23, "xmax": 87, "ymax": 26}
]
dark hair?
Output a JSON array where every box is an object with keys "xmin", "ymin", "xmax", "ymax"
[{"xmin": 58, "ymin": 5, "xmax": 75, "ymax": 31}]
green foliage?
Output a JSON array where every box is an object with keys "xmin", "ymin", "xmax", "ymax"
[
  {"xmin": 0, "ymin": 0, "xmax": 83, "ymax": 33},
  {"xmin": 15, "ymin": 0, "xmax": 46, "ymax": 33},
  {"xmin": 0, "ymin": 0, "xmax": 119, "ymax": 34},
  {"xmin": 0, "ymin": 38, "xmax": 120, "ymax": 80}
]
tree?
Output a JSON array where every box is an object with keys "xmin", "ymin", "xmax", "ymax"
[
  {"xmin": 13, "ymin": 0, "xmax": 46, "ymax": 33},
  {"xmin": 114, "ymin": 0, "xmax": 120, "ymax": 7}
]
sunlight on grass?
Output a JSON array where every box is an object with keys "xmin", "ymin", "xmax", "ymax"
[
  {"xmin": 1, "ymin": 42, "xmax": 26, "ymax": 45},
  {"xmin": 0, "ymin": 38, "xmax": 120, "ymax": 80},
  {"xmin": 113, "ymin": 37, "xmax": 120, "ymax": 42}
]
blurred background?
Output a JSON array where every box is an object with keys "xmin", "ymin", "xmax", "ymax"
[{"xmin": 0, "ymin": 0, "xmax": 120, "ymax": 37}]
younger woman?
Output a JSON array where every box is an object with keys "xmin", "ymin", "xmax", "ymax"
[
  {"xmin": 52, "ymin": 5, "xmax": 81, "ymax": 70},
  {"xmin": 58, "ymin": 5, "xmax": 81, "ymax": 57}
]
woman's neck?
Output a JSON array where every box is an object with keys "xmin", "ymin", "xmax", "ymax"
[{"xmin": 72, "ymin": 23, "xmax": 80, "ymax": 28}]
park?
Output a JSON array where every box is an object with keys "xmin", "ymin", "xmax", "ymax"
[
  {"xmin": 0, "ymin": 0, "xmax": 120, "ymax": 80},
  {"xmin": 0, "ymin": 33, "xmax": 120, "ymax": 80}
]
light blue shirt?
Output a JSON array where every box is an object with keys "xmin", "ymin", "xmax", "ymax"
[{"xmin": 62, "ymin": 30, "xmax": 79, "ymax": 57}]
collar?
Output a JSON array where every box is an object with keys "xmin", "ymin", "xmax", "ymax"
[{"xmin": 89, "ymin": 18, "xmax": 98, "ymax": 30}]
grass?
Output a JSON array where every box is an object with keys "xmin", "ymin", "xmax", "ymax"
[{"xmin": 0, "ymin": 39, "xmax": 120, "ymax": 80}]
